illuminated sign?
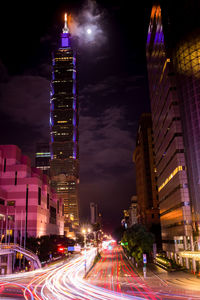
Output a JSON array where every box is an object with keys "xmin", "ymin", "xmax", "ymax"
[{"xmin": 179, "ymin": 251, "xmax": 200, "ymax": 260}]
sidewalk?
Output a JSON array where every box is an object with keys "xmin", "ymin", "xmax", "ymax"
[{"xmin": 129, "ymin": 261, "xmax": 200, "ymax": 298}]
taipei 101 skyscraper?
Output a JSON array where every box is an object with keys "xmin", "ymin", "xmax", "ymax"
[{"xmin": 50, "ymin": 14, "xmax": 79, "ymax": 234}]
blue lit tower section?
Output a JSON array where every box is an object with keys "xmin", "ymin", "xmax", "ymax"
[{"xmin": 50, "ymin": 14, "xmax": 79, "ymax": 231}]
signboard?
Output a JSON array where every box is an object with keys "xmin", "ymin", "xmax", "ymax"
[
  {"xmin": 68, "ymin": 245, "xmax": 81, "ymax": 252},
  {"xmin": 143, "ymin": 253, "xmax": 147, "ymax": 264},
  {"xmin": 74, "ymin": 245, "xmax": 81, "ymax": 252},
  {"xmin": 68, "ymin": 246, "xmax": 74, "ymax": 252}
]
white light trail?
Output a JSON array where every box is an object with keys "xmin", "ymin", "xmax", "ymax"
[{"xmin": 39, "ymin": 248, "xmax": 145, "ymax": 300}]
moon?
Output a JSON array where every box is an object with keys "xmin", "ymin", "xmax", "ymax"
[{"xmin": 87, "ymin": 28, "xmax": 92, "ymax": 35}]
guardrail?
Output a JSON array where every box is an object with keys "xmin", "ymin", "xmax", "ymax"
[{"xmin": 0, "ymin": 243, "xmax": 41, "ymax": 269}]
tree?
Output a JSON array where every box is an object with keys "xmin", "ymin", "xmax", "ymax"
[
  {"xmin": 121, "ymin": 224, "xmax": 154, "ymax": 262},
  {"xmin": 39, "ymin": 235, "xmax": 53, "ymax": 261},
  {"xmin": 92, "ymin": 222, "xmax": 101, "ymax": 232},
  {"xmin": 26, "ymin": 236, "xmax": 40, "ymax": 254}
]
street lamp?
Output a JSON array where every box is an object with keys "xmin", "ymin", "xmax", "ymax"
[{"xmin": 82, "ymin": 227, "xmax": 91, "ymax": 277}]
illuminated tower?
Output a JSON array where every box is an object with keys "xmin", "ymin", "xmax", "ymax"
[
  {"xmin": 146, "ymin": 5, "xmax": 193, "ymax": 265},
  {"xmin": 50, "ymin": 14, "xmax": 79, "ymax": 233}
]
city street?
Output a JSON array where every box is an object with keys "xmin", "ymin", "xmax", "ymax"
[
  {"xmin": 0, "ymin": 248, "xmax": 96, "ymax": 299},
  {"xmin": 1, "ymin": 246, "xmax": 200, "ymax": 299},
  {"xmin": 0, "ymin": 1, "xmax": 200, "ymax": 299},
  {"xmin": 87, "ymin": 245, "xmax": 200, "ymax": 300}
]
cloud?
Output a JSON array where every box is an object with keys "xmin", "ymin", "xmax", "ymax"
[
  {"xmin": 69, "ymin": 0, "xmax": 107, "ymax": 48},
  {"xmin": 80, "ymin": 74, "xmax": 145, "ymax": 98},
  {"xmin": 0, "ymin": 73, "xmax": 50, "ymax": 138},
  {"xmin": 80, "ymin": 106, "xmax": 135, "ymax": 181}
]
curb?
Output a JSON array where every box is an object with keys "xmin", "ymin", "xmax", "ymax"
[{"xmin": 84, "ymin": 252, "xmax": 101, "ymax": 279}]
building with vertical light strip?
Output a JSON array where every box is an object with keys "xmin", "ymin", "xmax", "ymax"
[
  {"xmin": 146, "ymin": 5, "xmax": 194, "ymax": 268},
  {"xmin": 50, "ymin": 14, "xmax": 79, "ymax": 234}
]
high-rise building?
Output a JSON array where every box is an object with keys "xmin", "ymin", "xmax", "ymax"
[
  {"xmin": 35, "ymin": 142, "xmax": 50, "ymax": 175},
  {"xmin": 128, "ymin": 196, "xmax": 138, "ymax": 227},
  {"xmin": 161, "ymin": 0, "xmax": 200, "ymax": 247},
  {"xmin": 146, "ymin": 5, "xmax": 194, "ymax": 266},
  {"xmin": 50, "ymin": 14, "xmax": 79, "ymax": 233},
  {"xmin": 133, "ymin": 113, "xmax": 160, "ymax": 244},
  {"xmin": 90, "ymin": 202, "xmax": 98, "ymax": 225}
]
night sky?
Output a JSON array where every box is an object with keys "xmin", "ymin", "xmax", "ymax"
[{"xmin": 0, "ymin": 0, "xmax": 152, "ymax": 232}]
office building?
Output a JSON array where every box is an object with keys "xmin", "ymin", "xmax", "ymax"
[
  {"xmin": 133, "ymin": 113, "xmax": 160, "ymax": 232},
  {"xmin": 161, "ymin": 0, "xmax": 200, "ymax": 247},
  {"xmin": 90, "ymin": 202, "xmax": 98, "ymax": 225},
  {"xmin": 146, "ymin": 5, "xmax": 193, "ymax": 267},
  {"xmin": 50, "ymin": 14, "xmax": 79, "ymax": 232}
]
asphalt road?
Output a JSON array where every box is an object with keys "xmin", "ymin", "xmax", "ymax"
[
  {"xmin": 87, "ymin": 245, "xmax": 200, "ymax": 300},
  {"xmin": 0, "ymin": 245, "xmax": 200, "ymax": 299}
]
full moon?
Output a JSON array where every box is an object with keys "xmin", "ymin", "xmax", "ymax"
[{"xmin": 87, "ymin": 28, "xmax": 92, "ymax": 35}]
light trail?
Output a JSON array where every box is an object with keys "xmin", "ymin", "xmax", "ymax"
[
  {"xmin": 1, "ymin": 246, "xmax": 200, "ymax": 299},
  {"xmin": 86, "ymin": 246, "xmax": 161, "ymax": 300},
  {"xmin": 0, "ymin": 247, "xmax": 152, "ymax": 299},
  {"xmin": 120, "ymin": 253, "xmax": 153, "ymax": 299},
  {"xmin": 38, "ymin": 248, "xmax": 145, "ymax": 300},
  {"xmin": 0, "ymin": 280, "xmax": 34, "ymax": 299}
]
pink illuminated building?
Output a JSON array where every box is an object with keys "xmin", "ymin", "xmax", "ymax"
[{"xmin": 0, "ymin": 145, "xmax": 64, "ymax": 240}]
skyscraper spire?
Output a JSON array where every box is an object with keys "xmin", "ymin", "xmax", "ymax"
[
  {"xmin": 63, "ymin": 13, "xmax": 69, "ymax": 33},
  {"xmin": 61, "ymin": 13, "xmax": 70, "ymax": 48},
  {"xmin": 50, "ymin": 11, "xmax": 79, "ymax": 232}
]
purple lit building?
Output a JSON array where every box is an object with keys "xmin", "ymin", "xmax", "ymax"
[
  {"xmin": 0, "ymin": 145, "xmax": 64, "ymax": 239},
  {"xmin": 50, "ymin": 14, "xmax": 79, "ymax": 233}
]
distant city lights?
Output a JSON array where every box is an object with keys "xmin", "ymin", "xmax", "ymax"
[{"xmin": 102, "ymin": 239, "xmax": 116, "ymax": 250}]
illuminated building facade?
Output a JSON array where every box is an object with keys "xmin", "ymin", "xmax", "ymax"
[
  {"xmin": 146, "ymin": 6, "xmax": 193, "ymax": 266},
  {"xmin": 0, "ymin": 145, "xmax": 64, "ymax": 239},
  {"xmin": 161, "ymin": 0, "xmax": 200, "ymax": 247},
  {"xmin": 50, "ymin": 14, "xmax": 79, "ymax": 232},
  {"xmin": 133, "ymin": 113, "xmax": 161, "ymax": 246},
  {"xmin": 35, "ymin": 142, "xmax": 50, "ymax": 175}
]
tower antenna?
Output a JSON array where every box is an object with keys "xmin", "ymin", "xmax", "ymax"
[{"xmin": 63, "ymin": 13, "xmax": 69, "ymax": 33}]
